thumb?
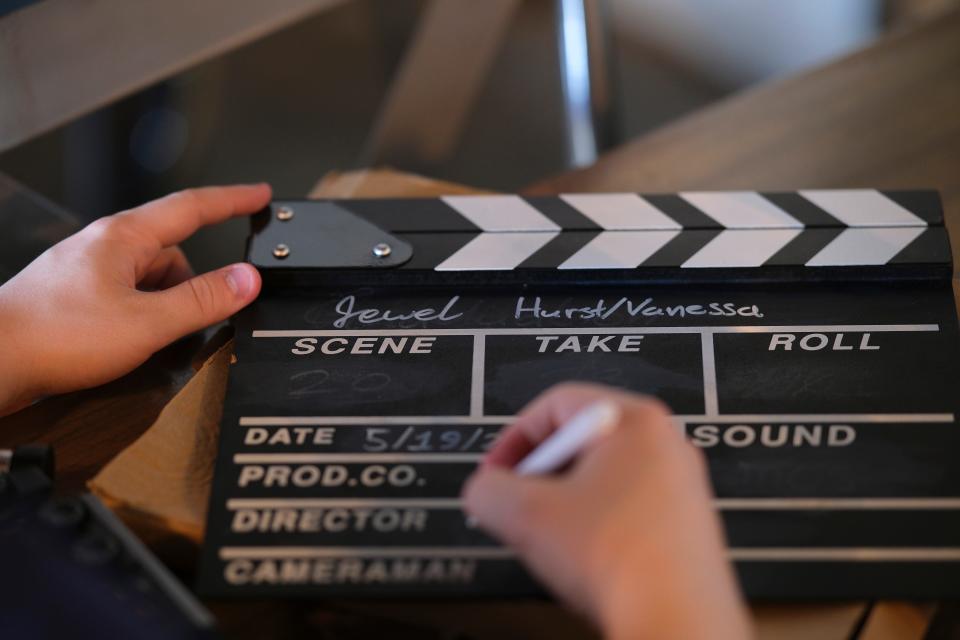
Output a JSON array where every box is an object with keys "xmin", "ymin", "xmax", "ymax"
[
  {"xmin": 462, "ymin": 466, "xmax": 559, "ymax": 550},
  {"xmin": 152, "ymin": 262, "xmax": 260, "ymax": 342}
]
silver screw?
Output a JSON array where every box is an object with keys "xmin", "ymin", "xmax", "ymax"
[
  {"xmin": 276, "ymin": 206, "xmax": 294, "ymax": 221},
  {"xmin": 372, "ymin": 242, "xmax": 392, "ymax": 258},
  {"xmin": 273, "ymin": 243, "xmax": 290, "ymax": 259}
]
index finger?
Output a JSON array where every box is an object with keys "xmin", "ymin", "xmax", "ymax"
[
  {"xmin": 484, "ymin": 383, "xmax": 666, "ymax": 468},
  {"xmin": 118, "ymin": 184, "xmax": 272, "ymax": 248}
]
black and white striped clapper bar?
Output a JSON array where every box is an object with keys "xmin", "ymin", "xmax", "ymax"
[
  {"xmin": 246, "ymin": 189, "xmax": 950, "ymax": 280},
  {"xmin": 199, "ymin": 189, "xmax": 960, "ymax": 600}
]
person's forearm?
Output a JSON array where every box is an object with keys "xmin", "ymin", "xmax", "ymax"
[
  {"xmin": 0, "ymin": 292, "xmax": 38, "ymax": 415},
  {"xmin": 595, "ymin": 543, "xmax": 753, "ymax": 640},
  {"xmin": 602, "ymin": 595, "xmax": 752, "ymax": 640}
]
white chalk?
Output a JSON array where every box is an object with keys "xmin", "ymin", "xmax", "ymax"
[
  {"xmin": 515, "ymin": 400, "xmax": 621, "ymax": 476},
  {"xmin": 464, "ymin": 401, "xmax": 622, "ymax": 528}
]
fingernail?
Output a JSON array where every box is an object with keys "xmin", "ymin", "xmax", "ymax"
[{"xmin": 225, "ymin": 264, "xmax": 256, "ymax": 298}]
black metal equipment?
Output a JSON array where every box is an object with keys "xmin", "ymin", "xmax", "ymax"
[
  {"xmin": 0, "ymin": 444, "xmax": 217, "ymax": 639},
  {"xmin": 199, "ymin": 189, "xmax": 960, "ymax": 599}
]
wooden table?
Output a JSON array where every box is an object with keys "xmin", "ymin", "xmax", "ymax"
[{"xmin": 2, "ymin": 7, "xmax": 958, "ymax": 639}]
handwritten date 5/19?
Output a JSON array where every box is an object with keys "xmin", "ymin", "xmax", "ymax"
[{"xmin": 363, "ymin": 426, "xmax": 499, "ymax": 453}]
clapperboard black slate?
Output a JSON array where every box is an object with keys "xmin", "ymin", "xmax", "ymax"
[{"xmin": 198, "ymin": 190, "xmax": 960, "ymax": 599}]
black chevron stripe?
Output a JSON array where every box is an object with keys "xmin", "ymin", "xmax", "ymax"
[
  {"xmin": 523, "ymin": 196, "xmax": 600, "ymax": 230},
  {"xmin": 642, "ymin": 194, "xmax": 720, "ymax": 229},
  {"xmin": 338, "ymin": 199, "xmax": 480, "ymax": 233},
  {"xmin": 880, "ymin": 190, "xmax": 944, "ymax": 225},
  {"xmin": 641, "ymin": 229, "xmax": 722, "ymax": 266},
  {"xmin": 889, "ymin": 227, "xmax": 953, "ymax": 264},
  {"xmin": 394, "ymin": 233, "xmax": 478, "ymax": 269},
  {"xmin": 764, "ymin": 228, "xmax": 844, "ymax": 265},
  {"xmin": 516, "ymin": 230, "xmax": 602, "ymax": 268},
  {"xmin": 761, "ymin": 192, "xmax": 843, "ymax": 227}
]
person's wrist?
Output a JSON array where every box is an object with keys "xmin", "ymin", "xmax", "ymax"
[
  {"xmin": 600, "ymin": 602, "xmax": 646, "ymax": 640},
  {"xmin": 599, "ymin": 587, "xmax": 708, "ymax": 640},
  {"xmin": 585, "ymin": 540, "xmax": 654, "ymax": 638},
  {"xmin": 591, "ymin": 551, "xmax": 722, "ymax": 640},
  {"xmin": 0, "ymin": 291, "xmax": 38, "ymax": 414},
  {"xmin": 598, "ymin": 568, "xmax": 753, "ymax": 640},
  {"xmin": 594, "ymin": 560, "xmax": 657, "ymax": 639}
]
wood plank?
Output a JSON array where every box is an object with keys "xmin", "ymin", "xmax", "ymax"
[
  {"xmin": 858, "ymin": 602, "xmax": 934, "ymax": 639},
  {"xmin": 752, "ymin": 603, "xmax": 866, "ymax": 640}
]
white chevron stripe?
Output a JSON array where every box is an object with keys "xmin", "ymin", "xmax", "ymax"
[
  {"xmin": 683, "ymin": 229, "xmax": 802, "ymax": 268},
  {"xmin": 441, "ymin": 195, "xmax": 560, "ymax": 231},
  {"xmin": 680, "ymin": 191, "xmax": 803, "ymax": 229},
  {"xmin": 806, "ymin": 227, "xmax": 925, "ymax": 266},
  {"xmin": 560, "ymin": 193, "xmax": 681, "ymax": 230},
  {"xmin": 559, "ymin": 230, "xmax": 680, "ymax": 269},
  {"xmin": 435, "ymin": 232, "xmax": 559, "ymax": 270},
  {"xmin": 799, "ymin": 189, "xmax": 927, "ymax": 227}
]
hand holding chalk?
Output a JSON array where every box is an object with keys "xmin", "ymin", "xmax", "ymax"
[
  {"xmin": 465, "ymin": 401, "xmax": 620, "ymax": 527},
  {"xmin": 462, "ymin": 384, "xmax": 751, "ymax": 640},
  {"xmin": 515, "ymin": 400, "xmax": 621, "ymax": 476}
]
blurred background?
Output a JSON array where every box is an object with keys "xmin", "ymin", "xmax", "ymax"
[{"xmin": 0, "ymin": 0, "xmax": 956, "ymax": 274}]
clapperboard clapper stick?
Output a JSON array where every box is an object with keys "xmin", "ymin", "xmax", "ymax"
[{"xmin": 199, "ymin": 189, "xmax": 960, "ymax": 599}]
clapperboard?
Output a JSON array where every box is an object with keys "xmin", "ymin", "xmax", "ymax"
[{"xmin": 198, "ymin": 189, "xmax": 960, "ymax": 599}]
